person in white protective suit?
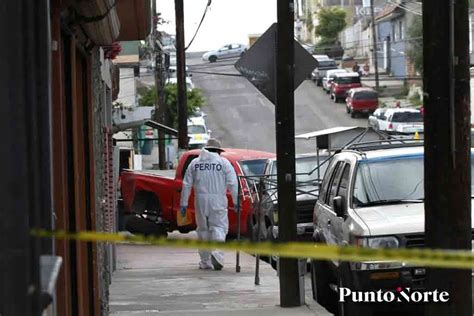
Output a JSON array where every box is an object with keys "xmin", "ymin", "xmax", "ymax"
[{"xmin": 180, "ymin": 139, "xmax": 238, "ymax": 270}]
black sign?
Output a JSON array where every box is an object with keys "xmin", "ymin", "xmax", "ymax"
[{"xmin": 235, "ymin": 23, "xmax": 318, "ymax": 104}]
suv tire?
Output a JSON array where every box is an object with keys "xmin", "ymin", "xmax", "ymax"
[
  {"xmin": 311, "ymin": 260, "xmax": 336, "ymax": 312},
  {"xmin": 337, "ymin": 264, "xmax": 370, "ymax": 316}
]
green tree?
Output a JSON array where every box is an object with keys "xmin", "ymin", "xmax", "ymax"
[
  {"xmin": 138, "ymin": 84, "xmax": 205, "ymax": 128},
  {"xmin": 407, "ymin": 15, "xmax": 423, "ymax": 75},
  {"xmin": 314, "ymin": 7, "xmax": 346, "ymax": 44}
]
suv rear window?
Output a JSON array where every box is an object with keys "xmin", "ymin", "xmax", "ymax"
[
  {"xmin": 188, "ymin": 125, "xmax": 206, "ymax": 134},
  {"xmin": 318, "ymin": 60, "xmax": 337, "ymax": 68},
  {"xmin": 391, "ymin": 112, "xmax": 423, "ymax": 123},
  {"xmin": 353, "ymin": 91, "xmax": 377, "ymax": 100},
  {"xmin": 335, "ymin": 76, "xmax": 361, "ymax": 84}
]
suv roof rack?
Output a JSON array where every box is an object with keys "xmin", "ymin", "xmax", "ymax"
[
  {"xmin": 343, "ymin": 138, "xmax": 423, "ymax": 152},
  {"xmin": 335, "ymin": 126, "xmax": 423, "ymax": 152}
]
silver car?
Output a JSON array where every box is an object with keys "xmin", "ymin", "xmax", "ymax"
[{"xmin": 202, "ymin": 43, "xmax": 247, "ymax": 63}]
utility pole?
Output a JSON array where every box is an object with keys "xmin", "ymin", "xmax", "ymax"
[
  {"xmin": 424, "ymin": 0, "xmax": 471, "ymax": 315},
  {"xmin": 276, "ymin": 0, "xmax": 301, "ymax": 307},
  {"xmin": 370, "ymin": 0, "xmax": 380, "ymax": 91},
  {"xmin": 175, "ymin": 0, "xmax": 188, "ymax": 151},
  {"xmin": 152, "ymin": 0, "xmax": 167, "ymax": 169}
]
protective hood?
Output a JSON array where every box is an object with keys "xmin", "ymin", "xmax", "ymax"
[{"xmin": 198, "ymin": 148, "xmax": 219, "ymax": 161}]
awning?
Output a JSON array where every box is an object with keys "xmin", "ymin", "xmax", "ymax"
[
  {"xmin": 116, "ymin": 0, "xmax": 151, "ymax": 41},
  {"xmin": 73, "ymin": 0, "xmax": 120, "ymax": 45},
  {"xmin": 295, "ymin": 126, "xmax": 385, "ymax": 150},
  {"xmin": 112, "ymin": 119, "xmax": 178, "ymax": 136}
]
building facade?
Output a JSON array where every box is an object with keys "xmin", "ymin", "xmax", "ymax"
[{"xmin": 1, "ymin": 0, "xmax": 151, "ymax": 315}]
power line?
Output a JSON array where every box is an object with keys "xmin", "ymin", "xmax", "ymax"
[
  {"xmin": 188, "ymin": 70, "xmax": 242, "ymax": 77},
  {"xmin": 387, "ymin": 0, "xmax": 422, "ymax": 16},
  {"xmin": 185, "ymin": 0, "xmax": 212, "ymax": 51}
]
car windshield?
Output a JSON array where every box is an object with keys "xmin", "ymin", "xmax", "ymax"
[
  {"xmin": 353, "ymin": 155, "xmax": 474, "ymax": 207},
  {"xmin": 336, "ymin": 76, "xmax": 360, "ymax": 84},
  {"xmin": 271, "ymin": 156, "xmax": 329, "ymax": 184},
  {"xmin": 188, "ymin": 125, "xmax": 206, "ymax": 134},
  {"xmin": 353, "ymin": 91, "xmax": 377, "ymax": 100},
  {"xmin": 239, "ymin": 159, "xmax": 268, "ymax": 177},
  {"xmin": 319, "ymin": 60, "xmax": 337, "ymax": 68},
  {"xmin": 391, "ymin": 112, "xmax": 423, "ymax": 122}
]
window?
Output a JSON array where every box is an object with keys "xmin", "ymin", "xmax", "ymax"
[
  {"xmin": 188, "ymin": 125, "xmax": 206, "ymax": 134},
  {"xmin": 335, "ymin": 76, "xmax": 361, "ymax": 84},
  {"xmin": 271, "ymin": 155, "xmax": 330, "ymax": 183},
  {"xmin": 390, "ymin": 112, "xmax": 423, "ymax": 123},
  {"xmin": 399, "ymin": 20, "xmax": 404, "ymax": 40},
  {"xmin": 318, "ymin": 60, "xmax": 337, "ymax": 68},
  {"xmin": 353, "ymin": 91, "xmax": 378, "ymax": 100},
  {"xmin": 319, "ymin": 160, "xmax": 339, "ymax": 204},
  {"xmin": 181, "ymin": 155, "xmax": 198, "ymax": 178},
  {"xmin": 336, "ymin": 164, "xmax": 351, "ymax": 211},
  {"xmin": 327, "ymin": 162, "xmax": 345, "ymax": 207},
  {"xmin": 231, "ymin": 44, "xmax": 241, "ymax": 49}
]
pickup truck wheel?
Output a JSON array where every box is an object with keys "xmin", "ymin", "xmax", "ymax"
[
  {"xmin": 125, "ymin": 215, "xmax": 168, "ymax": 238},
  {"xmin": 311, "ymin": 260, "xmax": 336, "ymax": 312},
  {"xmin": 132, "ymin": 192, "xmax": 162, "ymax": 222}
]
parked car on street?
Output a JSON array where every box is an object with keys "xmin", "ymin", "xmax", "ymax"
[
  {"xmin": 188, "ymin": 108, "xmax": 207, "ymax": 126},
  {"xmin": 120, "ymin": 148, "xmax": 275, "ymax": 237},
  {"xmin": 202, "ymin": 43, "xmax": 247, "ymax": 62},
  {"xmin": 375, "ymin": 108, "xmax": 424, "ymax": 134},
  {"xmin": 368, "ymin": 108, "xmax": 387, "ymax": 129},
  {"xmin": 167, "ymin": 65, "xmax": 190, "ymax": 78},
  {"xmin": 345, "ymin": 87, "xmax": 378, "ymax": 118},
  {"xmin": 257, "ymin": 153, "xmax": 330, "ymax": 243},
  {"xmin": 322, "ymin": 69, "xmax": 348, "ymax": 93},
  {"xmin": 187, "ymin": 122, "xmax": 211, "ymax": 150},
  {"xmin": 311, "ymin": 58, "xmax": 338, "ymax": 86},
  {"xmin": 310, "ymin": 141, "xmax": 474, "ymax": 314},
  {"xmin": 166, "ymin": 77, "xmax": 194, "ymax": 91},
  {"xmin": 330, "ymin": 72, "xmax": 362, "ymax": 103}
]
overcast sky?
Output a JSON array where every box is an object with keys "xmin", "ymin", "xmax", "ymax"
[{"xmin": 156, "ymin": 0, "xmax": 277, "ymax": 52}]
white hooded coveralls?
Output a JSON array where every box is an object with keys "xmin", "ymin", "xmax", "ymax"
[{"xmin": 180, "ymin": 149, "xmax": 238, "ymax": 267}]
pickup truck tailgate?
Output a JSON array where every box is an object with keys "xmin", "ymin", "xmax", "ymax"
[{"xmin": 123, "ymin": 169, "xmax": 176, "ymax": 179}]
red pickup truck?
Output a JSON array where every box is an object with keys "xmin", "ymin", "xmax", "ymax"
[{"xmin": 120, "ymin": 148, "xmax": 275, "ymax": 236}]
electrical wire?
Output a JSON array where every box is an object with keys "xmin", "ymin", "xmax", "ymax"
[
  {"xmin": 387, "ymin": 0, "xmax": 422, "ymax": 16},
  {"xmin": 185, "ymin": 0, "xmax": 212, "ymax": 51}
]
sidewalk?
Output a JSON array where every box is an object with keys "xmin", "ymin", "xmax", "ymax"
[{"xmin": 109, "ymin": 232, "xmax": 331, "ymax": 316}]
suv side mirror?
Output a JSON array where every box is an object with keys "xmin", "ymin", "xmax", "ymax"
[{"xmin": 333, "ymin": 196, "xmax": 344, "ymax": 217}]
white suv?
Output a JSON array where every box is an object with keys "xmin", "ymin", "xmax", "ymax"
[
  {"xmin": 311, "ymin": 142, "xmax": 474, "ymax": 315},
  {"xmin": 376, "ymin": 108, "xmax": 424, "ymax": 134}
]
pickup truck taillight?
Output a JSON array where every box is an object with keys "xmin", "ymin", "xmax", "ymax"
[{"xmin": 388, "ymin": 123, "xmax": 393, "ymax": 130}]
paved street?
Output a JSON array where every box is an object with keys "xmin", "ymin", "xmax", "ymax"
[{"xmin": 188, "ymin": 54, "xmax": 368, "ymax": 154}]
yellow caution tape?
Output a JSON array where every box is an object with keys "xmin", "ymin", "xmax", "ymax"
[{"xmin": 31, "ymin": 229, "xmax": 474, "ymax": 270}]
